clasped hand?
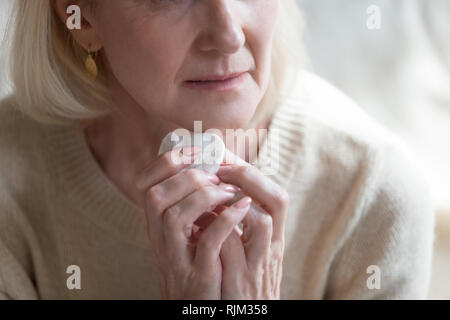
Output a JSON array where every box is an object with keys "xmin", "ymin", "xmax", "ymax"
[{"xmin": 135, "ymin": 146, "xmax": 288, "ymax": 299}]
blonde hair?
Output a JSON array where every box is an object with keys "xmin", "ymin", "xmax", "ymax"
[{"xmin": 3, "ymin": 0, "xmax": 305, "ymax": 127}]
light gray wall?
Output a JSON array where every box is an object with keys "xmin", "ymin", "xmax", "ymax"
[
  {"xmin": 0, "ymin": 0, "xmax": 13, "ymax": 99},
  {"xmin": 297, "ymin": 0, "xmax": 450, "ymax": 214}
]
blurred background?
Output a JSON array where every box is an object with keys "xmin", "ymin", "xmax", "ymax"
[{"xmin": 1, "ymin": 0, "xmax": 449, "ymax": 299}]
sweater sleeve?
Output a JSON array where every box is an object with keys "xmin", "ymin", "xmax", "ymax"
[
  {"xmin": 0, "ymin": 191, "xmax": 39, "ymax": 300},
  {"xmin": 324, "ymin": 143, "xmax": 435, "ymax": 299}
]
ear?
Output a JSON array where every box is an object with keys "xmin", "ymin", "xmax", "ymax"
[{"xmin": 50, "ymin": 0, "xmax": 102, "ymax": 51}]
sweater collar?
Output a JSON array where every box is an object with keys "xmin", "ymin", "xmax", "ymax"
[{"xmin": 48, "ymin": 86, "xmax": 307, "ymax": 246}]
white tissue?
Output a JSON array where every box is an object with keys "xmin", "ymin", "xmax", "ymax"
[
  {"xmin": 158, "ymin": 131, "xmax": 226, "ymax": 174},
  {"xmin": 158, "ymin": 130, "xmax": 263, "ymax": 217}
]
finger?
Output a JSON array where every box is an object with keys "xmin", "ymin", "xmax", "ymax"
[
  {"xmin": 190, "ymin": 211, "xmax": 244, "ymax": 244},
  {"xmin": 142, "ymin": 167, "xmax": 216, "ymax": 253},
  {"xmin": 189, "ymin": 211, "xmax": 218, "ymax": 244},
  {"xmin": 162, "ymin": 184, "xmax": 239, "ymax": 250},
  {"xmin": 194, "ymin": 196, "xmax": 251, "ymax": 273},
  {"xmin": 212, "ymin": 204, "xmax": 227, "ymax": 215},
  {"xmin": 220, "ymin": 228, "xmax": 247, "ymax": 275},
  {"xmin": 241, "ymin": 205, "xmax": 273, "ymax": 268},
  {"xmin": 137, "ymin": 149, "xmax": 201, "ymax": 257},
  {"xmin": 143, "ymin": 168, "xmax": 220, "ymax": 216},
  {"xmin": 169, "ymin": 183, "xmax": 239, "ymax": 228},
  {"xmin": 217, "ymin": 164, "xmax": 288, "ymax": 242},
  {"xmin": 141, "ymin": 166, "xmax": 218, "ymax": 253},
  {"xmin": 194, "ymin": 211, "xmax": 217, "ymax": 229},
  {"xmin": 135, "ymin": 146, "xmax": 202, "ymax": 191},
  {"xmin": 221, "ymin": 147, "xmax": 249, "ymax": 166},
  {"xmin": 194, "ymin": 208, "xmax": 243, "ymax": 237}
]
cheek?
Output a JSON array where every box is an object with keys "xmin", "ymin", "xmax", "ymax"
[
  {"xmin": 259, "ymin": 0, "xmax": 279, "ymax": 31},
  {"xmin": 258, "ymin": 2, "xmax": 279, "ymax": 58},
  {"xmin": 97, "ymin": 14, "xmax": 188, "ymax": 110},
  {"xmin": 247, "ymin": 1, "xmax": 279, "ymax": 86}
]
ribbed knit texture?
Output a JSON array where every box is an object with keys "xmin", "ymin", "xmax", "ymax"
[{"xmin": 0, "ymin": 71, "xmax": 434, "ymax": 299}]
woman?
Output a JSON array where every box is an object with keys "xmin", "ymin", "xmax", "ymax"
[{"xmin": 0, "ymin": 0, "xmax": 434, "ymax": 299}]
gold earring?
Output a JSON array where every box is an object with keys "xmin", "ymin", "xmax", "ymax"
[{"xmin": 85, "ymin": 46, "xmax": 98, "ymax": 79}]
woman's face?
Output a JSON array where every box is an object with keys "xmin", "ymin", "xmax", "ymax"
[{"xmin": 87, "ymin": 0, "xmax": 279, "ymax": 130}]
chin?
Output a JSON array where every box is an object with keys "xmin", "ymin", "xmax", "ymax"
[
  {"xmin": 206, "ymin": 113, "xmax": 254, "ymax": 130},
  {"xmin": 175, "ymin": 116, "xmax": 250, "ymax": 133},
  {"xmin": 173, "ymin": 105, "xmax": 255, "ymax": 131}
]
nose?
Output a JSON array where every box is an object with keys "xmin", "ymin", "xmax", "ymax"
[{"xmin": 196, "ymin": 0, "xmax": 245, "ymax": 54}]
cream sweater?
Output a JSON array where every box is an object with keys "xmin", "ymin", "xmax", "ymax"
[{"xmin": 0, "ymin": 71, "xmax": 435, "ymax": 299}]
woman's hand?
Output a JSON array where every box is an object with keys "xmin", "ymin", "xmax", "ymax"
[
  {"xmin": 215, "ymin": 161, "xmax": 289, "ymax": 300},
  {"xmin": 134, "ymin": 146, "xmax": 251, "ymax": 299}
]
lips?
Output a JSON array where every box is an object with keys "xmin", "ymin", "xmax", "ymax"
[
  {"xmin": 186, "ymin": 72, "xmax": 247, "ymax": 82},
  {"xmin": 183, "ymin": 71, "xmax": 249, "ymax": 92}
]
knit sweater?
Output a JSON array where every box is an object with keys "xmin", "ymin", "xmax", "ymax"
[{"xmin": 0, "ymin": 71, "xmax": 435, "ymax": 299}]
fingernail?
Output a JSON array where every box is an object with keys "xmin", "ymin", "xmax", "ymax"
[
  {"xmin": 219, "ymin": 183, "xmax": 238, "ymax": 193},
  {"xmin": 206, "ymin": 173, "xmax": 220, "ymax": 184},
  {"xmin": 217, "ymin": 165, "xmax": 232, "ymax": 176},
  {"xmin": 182, "ymin": 146, "xmax": 202, "ymax": 156},
  {"xmin": 233, "ymin": 196, "xmax": 252, "ymax": 209}
]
